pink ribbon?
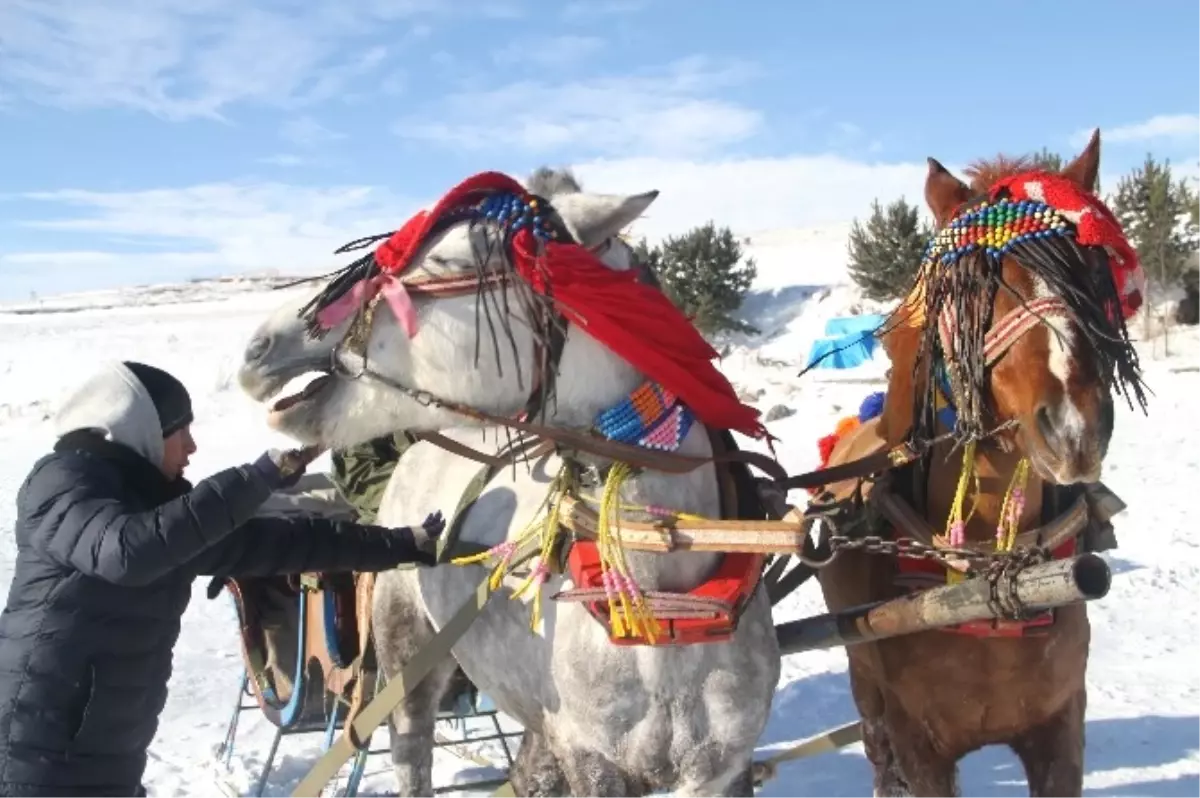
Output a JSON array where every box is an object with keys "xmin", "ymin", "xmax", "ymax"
[{"xmin": 316, "ymin": 274, "xmax": 419, "ymax": 338}]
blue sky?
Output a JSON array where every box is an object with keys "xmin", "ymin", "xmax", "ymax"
[{"xmin": 1, "ymin": 0, "xmax": 1197, "ymax": 301}]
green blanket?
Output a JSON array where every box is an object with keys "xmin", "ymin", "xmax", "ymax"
[{"xmin": 329, "ymin": 431, "xmax": 418, "ymax": 523}]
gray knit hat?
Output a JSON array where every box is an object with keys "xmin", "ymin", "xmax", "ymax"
[{"xmin": 122, "ymin": 361, "xmax": 194, "ymax": 437}]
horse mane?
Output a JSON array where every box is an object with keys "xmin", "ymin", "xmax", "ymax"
[
  {"xmin": 904, "ymin": 204, "xmax": 1147, "ymax": 449},
  {"xmin": 962, "ymin": 154, "xmax": 1039, "ymax": 192},
  {"xmin": 526, "ymin": 166, "xmax": 583, "ymax": 196},
  {"xmin": 297, "ymin": 165, "xmax": 579, "ymax": 339},
  {"xmin": 295, "ymin": 166, "xmax": 600, "ymax": 425}
]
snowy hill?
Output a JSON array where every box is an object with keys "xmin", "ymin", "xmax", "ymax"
[{"xmin": 1, "ymin": 225, "xmax": 1198, "ymax": 796}]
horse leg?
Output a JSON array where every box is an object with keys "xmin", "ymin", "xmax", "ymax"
[
  {"xmin": 1009, "ymin": 689, "xmax": 1086, "ymax": 797},
  {"xmin": 509, "ymin": 730, "xmax": 568, "ymax": 797},
  {"xmin": 883, "ymin": 703, "xmax": 958, "ymax": 797},
  {"xmin": 847, "ymin": 655, "xmax": 909, "ymax": 797},
  {"xmin": 372, "ymin": 573, "xmax": 458, "ymax": 797},
  {"xmin": 555, "ymin": 747, "xmax": 635, "ymax": 797},
  {"xmin": 680, "ymin": 762, "xmax": 756, "ymax": 797}
]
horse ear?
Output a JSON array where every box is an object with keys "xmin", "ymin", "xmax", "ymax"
[
  {"xmin": 552, "ymin": 190, "xmax": 659, "ymax": 249},
  {"xmin": 924, "ymin": 158, "xmax": 972, "ymax": 226},
  {"xmin": 1060, "ymin": 128, "xmax": 1101, "ymax": 193}
]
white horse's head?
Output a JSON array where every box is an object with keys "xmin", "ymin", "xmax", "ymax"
[{"xmin": 238, "ymin": 173, "xmax": 660, "ymax": 450}]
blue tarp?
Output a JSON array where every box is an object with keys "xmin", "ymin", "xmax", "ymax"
[
  {"xmin": 823, "ymin": 313, "xmax": 885, "ymax": 338},
  {"xmin": 805, "ymin": 314, "xmax": 885, "ymax": 370},
  {"xmin": 805, "ymin": 332, "xmax": 878, "ymax": 370}
]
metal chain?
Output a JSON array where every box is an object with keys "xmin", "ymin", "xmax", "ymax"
[
  {"xmin": 982, "ymin": 546, "xmax": 1050, "ymax": 619},
  {"xmin": 796, "ymin": 461, "xmax": 1053, "ymax": 580},
  {"xmin": 824, "ymin": 532, "xmax": 1049, "ymax": 577}
]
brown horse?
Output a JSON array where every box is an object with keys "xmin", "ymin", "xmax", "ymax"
[{"xmin": 817, "ymin": 130, "xmax": 1147, "ymax": 796}]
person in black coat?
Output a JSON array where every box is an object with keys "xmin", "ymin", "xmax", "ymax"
[{"xmin": 0, "ymin": 361, "xmax": 446, "ymax": 797}]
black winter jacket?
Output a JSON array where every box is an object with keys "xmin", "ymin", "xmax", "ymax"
[{"xmin": 0, "ymin": 432, "xmax": 431, "ymax": 796}]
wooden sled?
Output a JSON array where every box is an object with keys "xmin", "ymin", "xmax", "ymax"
[{"xmin": 215, "ymin": 474, "xmax": 519, "ymax": 796}]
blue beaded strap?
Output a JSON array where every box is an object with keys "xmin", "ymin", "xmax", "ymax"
[
  {"xmin": 475, "ymin": 192, "xmax": 559, "ymax": 241},
  {"xmin": 594, "ymin": 381, "xmax": 695, "ymax": 452}
]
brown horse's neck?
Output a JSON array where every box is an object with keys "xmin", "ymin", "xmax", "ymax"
[
  {"xmin": 924, "ymin": 441, "xmax": 1046, "ymax": 543},
  {"xmin": 878, "ymin": 322, "xmax": 1046, "ymax": 543}
]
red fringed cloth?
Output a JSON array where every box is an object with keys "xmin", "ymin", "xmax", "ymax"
[
  {"xmin": 989, "ymin": 171, "xmax": 1146, "ymax": 319},
  {"xmin": 345, "ymin": 171, "xmax": 768, "ymax": 441}
]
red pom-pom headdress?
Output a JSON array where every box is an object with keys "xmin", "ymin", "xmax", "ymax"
[{"xmin": 300, "ymin": 171, "xmax": 768, "ymax": 440}]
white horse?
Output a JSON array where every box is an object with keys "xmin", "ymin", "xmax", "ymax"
[{"xmin": 237, "ymin": 178, "xmax": 781, "ymax": 796}]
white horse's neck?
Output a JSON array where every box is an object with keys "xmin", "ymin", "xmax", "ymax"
[
  {"xmin": 368, "ymin": 287, "xmax": 728, "ymax": 591},
  {"xmin": 541, "ymin": 326, "xmax": 646, "ymax": 429},
  {"xmin": 563, "ymin": 419, "xmax": 724, "ymax": 593},
  {"xmin": 366, "ymin": 291, "xmax": 648, "ymax": 434}
]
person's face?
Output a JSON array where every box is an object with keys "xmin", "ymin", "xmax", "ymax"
[{"xmin": 161, "ymin": 425, "xmax": 197, "ymax": 480}]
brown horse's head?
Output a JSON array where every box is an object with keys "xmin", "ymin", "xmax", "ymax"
[{"xmin": 879, "ymin": 131, "xmax": 1146, "ymax": 485}]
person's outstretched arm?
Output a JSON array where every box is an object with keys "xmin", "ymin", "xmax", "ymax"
[
  {"xmin": 20, "ymin": 451, "xmax": 285, "ymax": 587},
  {"xmin": 189, "ymin": 511, "xmax": 444, "ymax": 579}
]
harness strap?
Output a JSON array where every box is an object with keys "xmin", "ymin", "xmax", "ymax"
[
  {"xmin": 411, "ymin": 430, "xmax": 543, "ymax": 468},
  {"xmin": 488, "ymin": 718, "xmax": 866, "ymax": 796},
  {"xmin": 554, "ymin": 495, "xmax": 817, "ymax": 555},
  {"xmin": 290, "ymin": 537, "xmax": 541, "ymax": 797},
  {"xmin": 750, "ymin": 721, "xmax": 865, "ymax": 787},
  {"xmin": 554, "ymin": 588, "xmax": 735, "ymax": 620},
  {"xmin": 342, "ymin": 572, "xmax": 378, "ymax": 749},
  {"xmin": 937, "ymin": 295, "xmax": 1074, "ymax": 378},
  {"xmin": 779, "ymin": 441, "xmax": 926, "ymax": 491},
  {"xmin": 983, "ymin": 296, "xmax": 1074, "ymax": 365},
  {"xmin": 438, "ymin": 436, "xmax": 553, "ymax": 564},
  {"xmin": 871, "ymin": 487, "xmax": 1091, "ymax": 556},
  {"xmin": 387, "ymin": 367, "xmax": 930, "ymax": 490}
]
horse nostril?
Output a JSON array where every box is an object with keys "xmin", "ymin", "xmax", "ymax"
[
  {"xmin": 1035, "ymin": 404, "xmax": 1059, "ymax": 446},
  {"xmin": 245, "ymin": 335, "xmax": 271, "ymax": 362}
]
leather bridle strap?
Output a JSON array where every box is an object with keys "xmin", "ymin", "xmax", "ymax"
[
  {"xmin": 331, "ymin": 236, "xmax": 934, "ymax": 492},
  {"xmin": 938, "ymin": 295, "xmax": 1074, "ymax": 369},
  {"xmin": 335, "ymin": 351, "xmax": 946, "ymax": 494}
]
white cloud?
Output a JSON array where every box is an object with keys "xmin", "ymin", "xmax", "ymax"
[
  {"xmin": 2, "ymin": 152, "xmax": 941, "ymax": 302},
  {"xmin": 1073, "ymin": 114, "xmax": 1200, "ymax": 146},
  {"xmin": 0, "ymin": 0, "xmax": 427, "ymax": 119},
  {"xmin": 5, "ymin": 182, "xmax": 424, "ymax": 300},
  {"xmin": 0, "ymin": 251, "xmax": 229, "ymax": 302},
  {"xmin": 492, "ymin": 35, "xmax": 605, "ymax": 67},
  {"xmin": 395, "ymin": 56, "xmax": 763, "ymax": 157},
  {"xmin": 573, "ymin": 154, "xmax": 933, "ymax": 241}
]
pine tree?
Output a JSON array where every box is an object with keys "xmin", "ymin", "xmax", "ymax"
[
  {"xmin": 1029, "ymin": 147, "xmax": 1064, "ymax": 173},
  {"xmin": 632, "ymin": 237, "xmax": 664, "ymax": 290},
  {"xmin": 846, "ymin": 198, "xmax": 933, "ymax": 302},
  {"xmin": 650, "ymin": 222, "xmax": 758, "ymax": 335},
  {"xmin": 1192, "ymin": 182, "xmax": 1200, "ymax": 225},
  {"xmin": 1030, "ymin": 148, "xmax": 1102, "ymax": 191},
  {"xmin": 1112, "ymin": 155, "xmax": 1199, "ymax": 305}
]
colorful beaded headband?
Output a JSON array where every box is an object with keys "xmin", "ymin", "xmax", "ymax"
[{"xmin": 921, "ymin": 197, "xmax": 1073, "ymax": 271}]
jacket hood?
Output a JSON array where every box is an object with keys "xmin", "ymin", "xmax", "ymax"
[{"xmin": 54, "ymin": 361, "xmax": 166, "ymax": 468}]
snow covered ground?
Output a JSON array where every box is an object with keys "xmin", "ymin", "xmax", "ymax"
[{"xmin": 0, "ymin": 225, "xmax": 1197, "ymax": 796}]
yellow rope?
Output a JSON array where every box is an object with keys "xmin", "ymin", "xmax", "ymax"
[
  {"xmin": 939, "ymin": 449, "xmax": 1032, "ymax": 585},
  {"xmin": 944, "ymin": 440, "xmax": 977, "ymax": 541},
  {"xmin": 943, "ymin": 440, "xmax": 977, "ymax": 586},
  {"xmin": 450, "ymin": 467, "xmax": 575, "ymax": 632},
  {"xmin": 450, "ymin": 460, "xmax": 667, "ymax": 641},
  {"xmin": 996, "ymin": 458, "xmax": 1031, "ymax": 553},
  {"xmin": 575, "ymin": 495, "xmax": 709, "ymax": 523},
  {"xmin": 507, "ymin": 479, "xmax": 569, "ymax": 633},
  {"xmin": 596, "ymin": 462, "xmax": 661, "ymax": 643}
]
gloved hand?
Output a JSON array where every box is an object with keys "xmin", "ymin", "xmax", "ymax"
[
  {"xmin": 252, "ymin": 448, "xmax": 310, "ymax": 491},
  {"xmin": 410, "ymin": 510, "xmax": 445, "ymax": 554}
]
